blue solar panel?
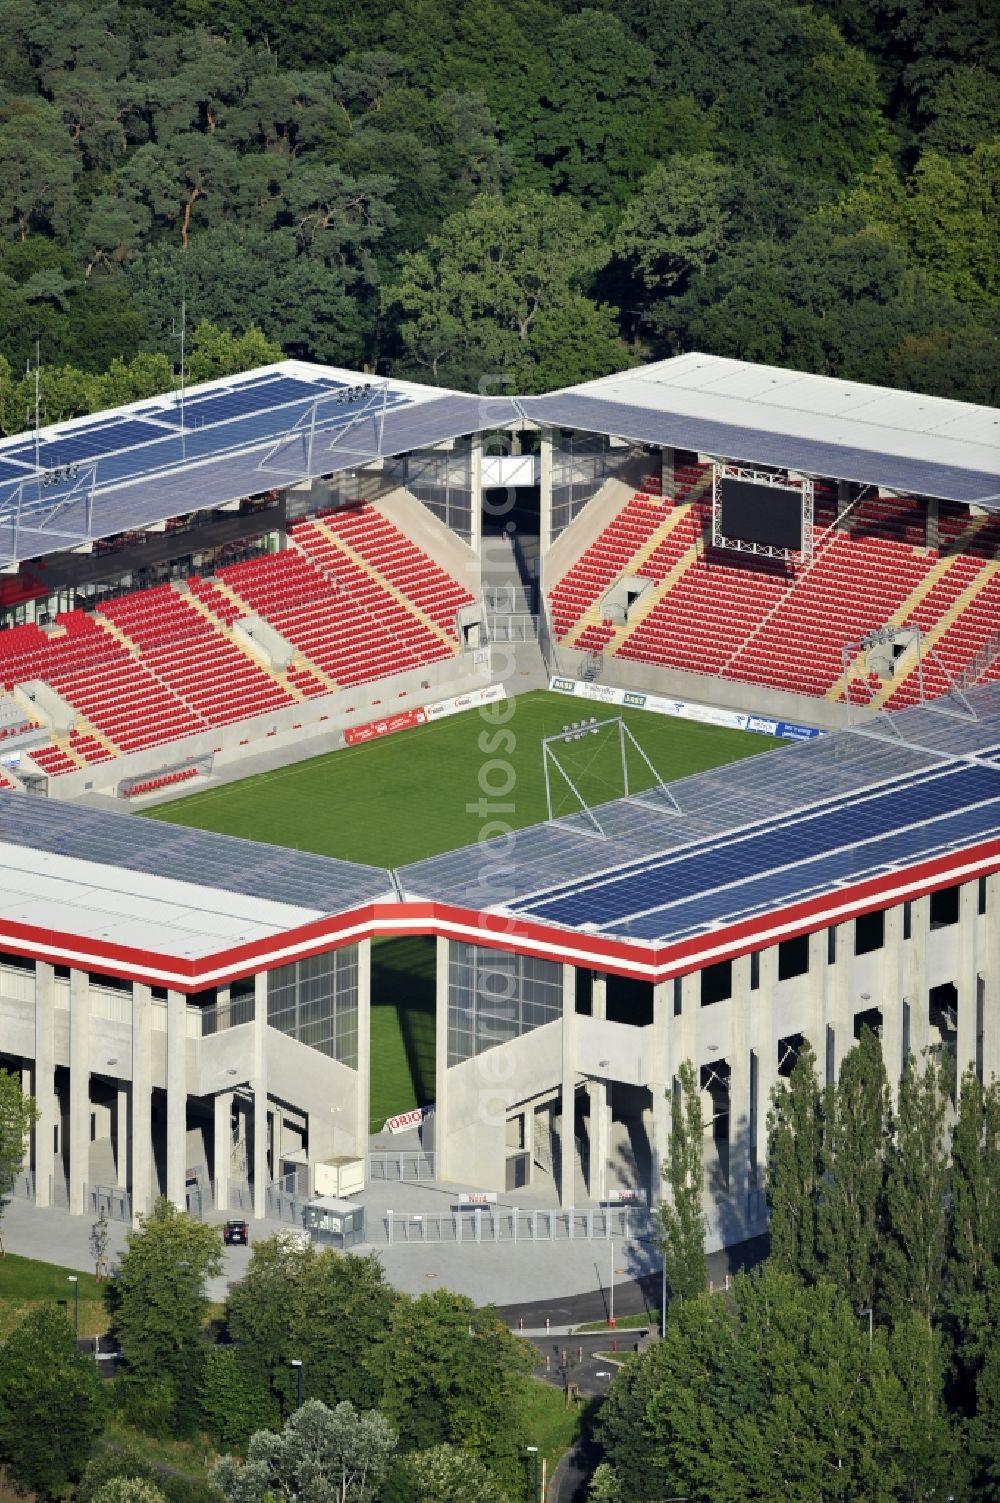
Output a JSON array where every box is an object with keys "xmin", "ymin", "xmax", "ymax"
[
  {"xmin": 623, "ymin": 803, "xmax": 1000, "ymax": 941},
  {"xmin": 519, "ymin": 764, "xmax": 999, "ymax": 931},
  {"xmin": 40, "ymin": 418, "xmax": 172, "ymax": 465}
]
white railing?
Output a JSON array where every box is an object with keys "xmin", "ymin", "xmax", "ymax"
[
  {"xmin": 89, "ymin": 985, "xmax": 132, "ymax": 1025},
  {"xmin": 0, "ymin": 965, "xmax": 34, "ymax": 1003}
]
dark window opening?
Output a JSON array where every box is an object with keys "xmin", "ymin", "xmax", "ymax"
[
  {"xmin": 778, "ymin": 1033, "xmax": 806, "ymax": 1078},
  {"xmin": 778, "ymin": 934, "xmax": 809, "ymax": 981},
  {"xmin": 827, "ymin": 926, "xmax": 837, "ymax": 965},
  {"xmin": 854, "ymin": 1007, "xmax": 883, "ymax": 1042},
  {"xmin": 978, "ymin": 877, "xmax": 987, "ymax": 915},
  {"xmin": 701, "ymin": 960, "xmax": 733, "ymax": 1006},
  {"xmin": 750, "ymin": 951, "xmax": 760, "ymax": 991},
  {"xmin": 929, "ymin": 884, "xmax": 960, "ymax": 930},
  {"xmin": 903, "ymin": 901, "xmax": 912, "ymax": 940},
  {"xmin": 855, "ymin": 910, "xmax": 885, "ymax": 955},
  {"xmin": 607, "ymin": 976, "xmax": 653, "ymax": 1027}
]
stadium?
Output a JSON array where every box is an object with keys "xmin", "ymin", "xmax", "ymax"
[{"xmin": 0, "ymin": 354, "xmax": 997, "ymax": 1252}]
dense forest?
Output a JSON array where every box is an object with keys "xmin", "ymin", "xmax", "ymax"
[{"xmin": 0, "ymin": 0, "xmax": 998, "ymax": 430}]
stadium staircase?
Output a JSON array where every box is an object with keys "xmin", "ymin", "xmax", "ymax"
[
  {"xmin": 185, "ymin": 575, "xmax": 333, "ymax": 700},
  {"xmin": 549, "ymin": 462, "xmax": 714, "ymax": 649}
]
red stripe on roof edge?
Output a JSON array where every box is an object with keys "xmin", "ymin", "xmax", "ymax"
[{"xmin": 0, "ymin": 840, "xmax": 996, "ymax": 991}]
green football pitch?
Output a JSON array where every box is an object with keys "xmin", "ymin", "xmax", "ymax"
[{"xmin": 145, "ymin": 690, "xmax": 779, "ymax": 1128}]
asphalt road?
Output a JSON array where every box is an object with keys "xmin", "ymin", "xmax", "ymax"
[{"xmin": 497, "ymin": 1233, "xmax": 768, "ymax": 1330}]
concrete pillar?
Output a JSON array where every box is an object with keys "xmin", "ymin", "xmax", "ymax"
[
  {"xmin": 252, "ymin": 972, "xmax": 268, "ymax": 1220},
  {"xmin": 982, "ymin": 875, "xmax": 1000, "ymax": 1086},
  {"xmin": 906, "ymin": 897, "xmax": 931, "ymax": 1058},
  {"xmin": 728, "ymin": 953, "xmax": 752, "ymax": 1234},
  {"xmin": 356, "ymin": 939, "xmax": 371, "ymax": 1157},
  {"xmin": 469, "ymin": 432, "xmax": 483, "ymax": 558},
  {"xmin": 559, "ymin": 964, "xmax": 576, "ymax": 1208},
  {"xmin": 114, "ymin": 1086, "xmax": 128, "ymax": 1189},
  {"xmin": 956, "ymin": 881, "xmax": 979, "ymax": 1081},
  {"xmin": 661, "ymin": 446, "xmax": 674, "ymax": 500},
  {"xmin": 539, "ymin": 428, "xmax": 553, "ymax": 554},
  {"xmin": 33, "ymin": 964, "xmax": 57, "ymax": 1207},
  {"xmin": 68, "ymin": 968, "xmax": 91, "ymax": 1216},
  {"xmin": 214, "ymin": 1091, "xmax": 232, "ymax": 1211},
  {"xmin": 649, "ymin": 981, "xmax": 670, "ymax": 1203},
  {"xmin": 166, "ymin": 990, "xmax": 187, "ymax": 1210},
  {"xmin": 131, "ymin": 984, "xmax": 152, "ymax": 1221},
  {"xmin": 821, "ymin": 926, "xmax": 851, "ymax": 1081},
  {"xmin": 881, "ymin": 905, "xmax": 906, "ymax": 1096},
  {"xmin": 435, "ymin": 936, "xmax": 450, "ymax": 1183},
  {"xmin": 592, "ymin": 971, "xmax": 607, "ymax": 1021},
  {"xmin": 588, "ymin": 1079, "xmax": 610, "ymax": 1202},
  {"xmin": 755, "ymin": 946, "xmax": 779, "ymax": 1172},
  {"xmin": 926, "ymin": 496, "xmax": 939, "ymax": 553}
]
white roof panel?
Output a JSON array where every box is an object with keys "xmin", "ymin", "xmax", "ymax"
[
  {"xmin": 566, "ymin": 354, "xmax": 1000, "ymax": 475},
  {"xmin": 0, "ymin": 842, "xmax": 325, "ymax": 959}
]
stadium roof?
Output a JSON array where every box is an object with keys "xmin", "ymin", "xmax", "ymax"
[
  {"xmin": 1, "ymin": 354, "xmax": 997, "ymax": 569},
  {"xmin": 0, "ymin": 686, "xmax": 997, "ymax": 988},
  {"xmin": 399, "ymin": 682, "xmax": 1000, "ymax": 977},
  {"xmin": 0, "ymin": 793, "xmax": 393, "ymax": 987},
  {"xmin": 523, "ymin": 354, "xmax": 1000, "ymax": 507},
  {"xmin": 0, "ymin": 360, "xmax": 519, "ymax": 570}
]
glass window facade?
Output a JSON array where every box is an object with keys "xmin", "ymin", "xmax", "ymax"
[
  {"xmin": 267, "ymin": 947, "xmax": 358, "ymax": 1067},
  {"xmin": 550, "ymin": 433, "xmax": 634, "ymax": 539},
  {"xmin": 386, "ymin": 440, "xmax": 474, "ymax": 541},
  {"xmin": 448, "ymin": 942, "xmax": 563, "ymax": 1066}
]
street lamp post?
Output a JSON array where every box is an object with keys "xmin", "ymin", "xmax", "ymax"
[
  {"xmin": 289, "ymin": 1358, "xmax": 303, "ymax": 1409},
  {"xmin": 661, "ymin": 1256, "xmax": 667, "ymax": 1339},
  {"xmin": 608, "ymin": 1238, "xmax": 615, "ymax": 1328},
  {"xmin": 526, "ymin": 1445, "xmax": 539, "ymax": 1503},
  {"xmin": 67, "ymin": 1275, "xmax": 79, "ymax": 1337}
]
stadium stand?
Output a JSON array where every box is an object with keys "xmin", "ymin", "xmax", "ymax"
[
  {"xmin": 551, "ymin": 481, "xmax": 1000, "ymax": 703},
  {"xmin": 0, "ymin": 501, "xmax": 477, "ymax": 775},
  {"xmin": 213, "ymin": 508, "xmax": 468, "ymax": 689},
  {"xmin": 100, "ymin": 584, "xmax": 296, "ymax": 728}
]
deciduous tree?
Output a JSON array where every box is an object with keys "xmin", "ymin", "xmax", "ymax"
[
  {"xmin": 658, "ymin": 1060, "xmax": 707, "ymax": 1308},
  {"xmin": 0, "ymin": 1069, "xmax": 38, "ymax": 1253},
  {"xmin": 0, "ymin": 1306, "xmax": 106, "ymax": 1496},
  {"xmin": 111, "ymin": 1198, "xmax": 223, "ymax": 1430}
]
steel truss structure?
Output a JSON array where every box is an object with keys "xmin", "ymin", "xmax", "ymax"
[
  {"xmin": 841, "ymin": 623, "xmax": 981, "ymax": 726},
  {"xmin": 711, "ymin": 463, "xmax": 815, "ymax": 562}
]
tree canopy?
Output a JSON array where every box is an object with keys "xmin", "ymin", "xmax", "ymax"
[{"xmin": 0, "ymin": 0, "xmax": 993, "ymax": 403}]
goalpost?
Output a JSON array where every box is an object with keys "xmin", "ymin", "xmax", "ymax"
[{"xmin": 541, "ymin": 714, "xmax": 680, "ymax": 838}]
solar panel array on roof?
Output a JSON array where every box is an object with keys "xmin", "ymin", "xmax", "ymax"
[
  {"xmin": 516, "ymin": 762, "xmax": 999, "ymax": 938},
  {"xmin": 400, "ymin": 681, "xmax": 1000, "ymax": 942},
  {"xmin": 0, "ymin": 371, "xmax": 521, "ymax": 568},
  {"xmin": 0, "ymin": 791, "xmax": 392, "ymax": 916}
]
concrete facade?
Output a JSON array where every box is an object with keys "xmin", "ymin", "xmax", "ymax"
[{"xmin": 4, "ymin": 872, "xmax": 995, "ymax": 1249}]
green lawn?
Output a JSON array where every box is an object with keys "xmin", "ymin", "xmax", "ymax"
[
  {"xmin": 516, "ymin": 1373, "xmax": 593, "ymax": 1488},
  {"xmin": 370, "ymin": 937, "xmax": 436, "ymax": 1130},
  {"xmin": 144, "ymin": 690, "xmax": 776, "ymax": 868},
  {"xmin": 0, "ymin": 1253, "xmax": 108, "ymax": 1339},
  {"xmin": 144, "ymin": 689, "xmax": 778, "ymax": 1129}
]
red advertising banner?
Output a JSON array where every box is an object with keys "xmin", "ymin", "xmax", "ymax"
[{"xmin": 344, "ymin": 708, "xmax": 425, "ymax": 746}]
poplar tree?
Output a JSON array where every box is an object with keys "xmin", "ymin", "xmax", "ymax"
[
  {"xmin": 765, "ymin": 1039, "xmax": 824, "ymax": 1283},
  {"xmin": 658, "ymin": 1060, "xmax": 708, "ymax": 1307},
  {"xmin": 880, "ymin": 1051, "xmax": 949, "ymax": 1327},
  {"xmin": 817, "ymin": 1027, "xmax": 892, "ymax": 1312}
]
